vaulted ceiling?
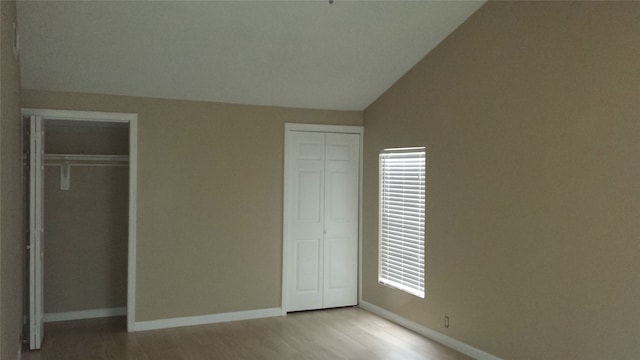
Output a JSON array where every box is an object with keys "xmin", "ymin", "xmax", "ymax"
[{"xmin": 17, "ymin": 1, "xmax": 484, "ymax": 111}]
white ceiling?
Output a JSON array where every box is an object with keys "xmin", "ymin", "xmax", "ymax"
[{"xmin": 17, "ymin": 1, "xmax": 484, "ymax": 111}]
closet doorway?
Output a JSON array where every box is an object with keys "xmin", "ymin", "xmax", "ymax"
[
  {"xmin": 22, "ymin": 109, "xmax": 138, "ymax": 350},
  {"xmin": 282, "ymin": 123, "xmax": 363, "ymax": 313}
]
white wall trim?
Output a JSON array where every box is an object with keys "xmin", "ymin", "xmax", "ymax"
[
  {"xmin": 357, "ymin": 126, "xmax": 364, "ymax": 307},
  {"xmin": 44, "ymin": 307, "xmax": 127, "ymax": 323},
  {"xmin": 17, "ymin": 346, "xmax": 22, "ymax": 360},
  {"xmin": 284, "ymin": 123, "xmax": 364, "ymax": 135},
  {"xmin": 126, "ymin": 116, "xmax": 138, "ymax": 332},
  {"xmin": 359, "ymin": 301, "xmax": 502, "ymax": 360},
  {"xmin": 21, "ymin": 108, "xmax": 135, "ymax": 123},
  {"xmin": 131, "ymin": 307, "xmax": 282, "ymax": 332}
]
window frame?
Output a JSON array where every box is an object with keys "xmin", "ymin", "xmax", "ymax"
[{"xmin": 378, "ymin": 147, "xmax": 426, "ymax": 298}]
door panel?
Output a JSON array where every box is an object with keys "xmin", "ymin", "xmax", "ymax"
[
  {"xmin": 295, "ymin": 239, "xmax": 321, "ymax": 291},
  {"xmin": 327, "ymin": 171, "xmax": 353, "ymax": 221},
  {"xmin": 297, "ymin": 171, "xmax": 322, "ymax": 222},
  {"xmin": 325, "ymin": 237, "xmax": 349, "ymax": 289},
  {"xmin": 286, "ymin": 132, "xmax": 325, "ymax": 311},
  {"xmin": 322, "ymin": 133, "xmax": 359, "ymax": 308},
  {"xmin": 29, "ymin": 115, "xmax": 45, "ymax": 349}
]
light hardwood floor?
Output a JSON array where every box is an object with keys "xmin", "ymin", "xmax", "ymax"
[{"xmin": 21, "ymin": 307, "xmax": 472, "ymax": 360}]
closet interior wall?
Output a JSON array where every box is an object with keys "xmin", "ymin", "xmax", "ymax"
[{"xmin": 43, "ymin": 121, "xmax": 128, "ymax": 316}]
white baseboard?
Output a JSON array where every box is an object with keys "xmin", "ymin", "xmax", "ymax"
[
  {"xmin": 131, "ymin": 307, "xmax": 282, "ymax": 332},
  {"xmin": 44, "ymin": 307, "xmax": 127, "ymax": 322},
  {"xmin": 359, "ymin": 301, "xmax": 501, "ymax": 360}
]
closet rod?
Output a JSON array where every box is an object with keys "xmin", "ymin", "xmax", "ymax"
[
  {"xmin": 44, "ymin": 163, "xmax": 128, "ymax": 167},
  {"xmin": 44, "ymin": 154, "xmax": 129, "ymax": 167},
  {"xmin": 43, "ymin": 154, "xmax": 129, "ymax": 190}
]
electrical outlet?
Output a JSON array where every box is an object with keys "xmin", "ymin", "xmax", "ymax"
[{"xmin": 444, "ymin": 315, "xmax": 450, "ymax": 328}]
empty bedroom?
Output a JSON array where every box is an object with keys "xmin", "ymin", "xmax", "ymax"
[{"xmin": 1, "ymin": 1, "xmax": 638, "ymax": 360}]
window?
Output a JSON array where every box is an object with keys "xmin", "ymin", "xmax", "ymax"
[{"xmin": 378, "ymin": 147, "xmax": 425, "ymax": 298}]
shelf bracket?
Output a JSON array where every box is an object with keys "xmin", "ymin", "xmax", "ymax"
[{"xmin": 60, "ymin": 162, "xmax": 71, "ymax": 191}]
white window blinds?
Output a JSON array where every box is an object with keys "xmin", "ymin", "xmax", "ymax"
[{"xmin": 378, "ymin": 147, "xmax": 425, "ymax": 298}]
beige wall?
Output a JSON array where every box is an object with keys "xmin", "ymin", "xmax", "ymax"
[
  {"xmin": 44, "ymin": 125, "xmax": 128, "ymax": 314},
  {"xmin": 1, "ymin": 0, "xmax": 24, "ymax": 359},
  {"xmin": 44, "ymin": 123, "xmax": 129, "ymax": 155},
  {"xmin": 362, "ymin": 2, "xmax": 640, "ymax": 360},
  {"xmin": 22, "ymin": 89, "xmax": 363, "ymax": 321}
]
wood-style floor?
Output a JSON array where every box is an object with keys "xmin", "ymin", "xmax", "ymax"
[{"xmin": 21, "ymin": 307, "xmax": 472, "ymax": 360}]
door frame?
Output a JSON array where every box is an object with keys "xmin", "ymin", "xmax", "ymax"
[
  {"xmin": 21, "ymin": 108, "xmax": 138, "ymax": 332},
  {"xmin": 281, "ymin": 123, "xmax": 364, "ymax": 314}
]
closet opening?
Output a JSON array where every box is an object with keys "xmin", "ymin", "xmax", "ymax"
[{"xmin": 22, "ymin": 109, "xmax": 138, "ymax": 350}]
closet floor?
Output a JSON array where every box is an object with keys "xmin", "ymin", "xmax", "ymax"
[{"xmin": 21, "ymin": 307, "xmax": 472, "ymax": 360}]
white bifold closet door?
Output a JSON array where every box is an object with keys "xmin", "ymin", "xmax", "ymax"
[
  {"xmin": 286, "ymin": 131, "xmax": 359, "ymax": 312},
  {"xmin": 28, "ymin": 115, "xmax": 45, "ymax": 349}
]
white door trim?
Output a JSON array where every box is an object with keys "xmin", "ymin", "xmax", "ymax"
[
  {"xmin": 282, "ymin": 123, "xmax": 364, "ymax": 314},
  {"xmin": 21, "ymin": 108, "xmax": 138, "ymax": 332}
]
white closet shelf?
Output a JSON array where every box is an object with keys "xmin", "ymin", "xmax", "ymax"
[{"xmin": 44, "ymin": 154, "xmax": 129, "ymax": 166}]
